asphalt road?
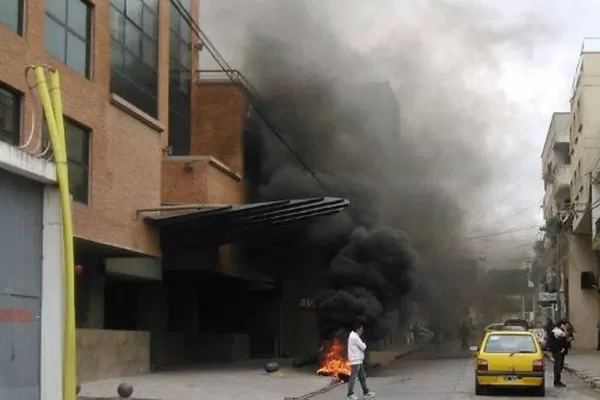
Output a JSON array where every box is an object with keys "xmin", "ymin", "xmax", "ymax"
[{"xmin": 313, "ymin": 345, "xmax": 600, "ymax": 400}]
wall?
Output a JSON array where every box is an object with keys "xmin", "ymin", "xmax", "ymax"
[
  {"xmin": 566, "ymin": 233, "xmax": 600, "ymax": 349},
  {"xmin": 161, "ymin": 156, "xmax": 244, "ymax": 204},
  {"xmin": 280, "ymin": 268, "xmax": 326, "ymax": 358},
  {"xmin": 571, "ymin": 53, "xmax": 600, "ymax": 232},
  {"xmin": 151, "ymin": 332, "xmax": 250, "ymax": 367},
  {"xmin": 77, "ymin": 329, "xmax": 150, "ymax": 382},
  {"xmin": 0, "ymin": 140, "xmax": 63, "ymax": 400},
  {"xmin": 0, "ymin": 0, "xmax": 208, "ymax": 256},
  {"xmin": 191, "ymin": 83, "xmax": 247, "ymax": 174},
  {"xmin": 41, "ymin": 186, "xmax": 64, "ymax": 400}
]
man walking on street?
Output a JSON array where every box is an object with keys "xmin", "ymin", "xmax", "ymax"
[
  {"xmin": 549, "ymin": 320, "xmax": 570, "ymax": 388},
  {"xmin": 347, "ymin": 323, "xmax": 375, "ymax": 400}
]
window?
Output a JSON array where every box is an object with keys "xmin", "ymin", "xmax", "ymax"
[
  {"xmin": 484, "ymin": 334, "xmax": 537, "ymax": 354},
  {"xmin": 0, "ymin": 0, "xmax": 24, "ymax": 34},
  {"xmin": 42, "ymin": 118, "xmax": 91, "ymax": 204},
  {"xmin": 110, "ymin": 0, "xmax": 159, "ymax": 117},
  {"xmin": 44, "ymin": 0, "xmax": 92, "ymax": 77},
  {"xmin": 168, "ymin": 0, "xmax": 192, "ymax": 155},
  {"xmin": 0, "ymin": 84, "xmax": 21, "ymax": 146}
]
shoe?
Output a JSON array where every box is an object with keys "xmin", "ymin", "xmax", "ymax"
[
  {"xmin": 346, "ymin": 395, "xmax": 359, "ymax": 400},
  {"xmin": 364, "ymin": 391, "xmax": 376, "ymax": 398},
  {"xmin": 554, "ymin": 382, "xmax": 566, "ymax": 388}
]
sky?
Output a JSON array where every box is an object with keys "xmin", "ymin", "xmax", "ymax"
[{"xmin": 197, "ymin": 0, "xmax": 600, "ymax": 268}]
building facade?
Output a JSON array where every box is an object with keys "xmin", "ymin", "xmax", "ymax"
[
  {"xmin": 0, "ymin": 138, "xmax": 64, "ymax": 399},
  {"xmin": 1, "ymin": 0, "xmax": 349, "ymax": 391},
  {"xmin": 540, "ymin": 38, "xmax": 600, "ymax": 349}
]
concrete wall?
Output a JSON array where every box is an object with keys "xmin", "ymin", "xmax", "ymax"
[
  {"xmin": 77, "ymin": 329, "xmax": 150, "ymax": 382},
  {"xmin": 566, "ymin": 233, "xmax": 600, "ymax": 349},
  {"xmin": 151, "ymin": 332, "xmax": 250, "ymax": 367}
]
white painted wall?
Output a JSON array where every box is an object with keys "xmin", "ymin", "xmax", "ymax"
[
  {"xmin": 0, "ymin": 142, "xmax": 63, "ymax": 400},
  {"xmin": 566, "ymin": 233, "xmax": 600, "ymax": 349},
  {"xmin": 41, "ymin": 186, "xmax": 64, "ymax": 400}
]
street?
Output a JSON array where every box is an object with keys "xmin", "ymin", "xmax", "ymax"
[{"xmin": 314, "ymin": 347, "xmax": 600, "ymax": 400}]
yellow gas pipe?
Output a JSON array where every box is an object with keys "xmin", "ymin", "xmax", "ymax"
[{"xmin": 33, "ymin": 66, "xmax": 77, "ymax": 400}]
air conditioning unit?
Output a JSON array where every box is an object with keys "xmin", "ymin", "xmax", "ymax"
[{"xmin": 581, "ymin": 271, "xmax": 597, "ymax": 290}]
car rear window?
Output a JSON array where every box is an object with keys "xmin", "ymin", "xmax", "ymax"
[{"xmin": 484, "ymin": 334, "xmax": 537, "ymax": 353}]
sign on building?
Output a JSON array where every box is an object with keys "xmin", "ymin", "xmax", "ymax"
[{"xmin": 298, "ymin": 297, "xmax": 316, "ymax": 309}]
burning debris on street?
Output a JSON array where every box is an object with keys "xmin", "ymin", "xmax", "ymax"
[{"xmin": 316, "ymin": 337, "xmax": 351, "ymax": 381}]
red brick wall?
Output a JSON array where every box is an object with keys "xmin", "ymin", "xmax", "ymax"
[
  {"xmin": 0, "ymin": 0, "xmax": 202, "ymax": 256},
  {"xmin": 190, "ymin": 83, "xmax": 247, "ymax": 174},
  {"xmin": 162, "ymin": 157, "xmax": 245, "ymax": 205}
]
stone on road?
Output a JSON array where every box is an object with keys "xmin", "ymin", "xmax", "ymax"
[{"xmin": 313, "ymin": 349, "xmax": 600, "ymax": 399}]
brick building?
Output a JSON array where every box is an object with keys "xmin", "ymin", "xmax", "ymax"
[{"xmin": 0, "ymin": 0, "xmax": 348, "ymax": 391}]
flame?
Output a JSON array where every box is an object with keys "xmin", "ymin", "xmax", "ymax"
[{"xmin": 317, "ymin": 337, "xmax": 351, "ymax": 380}]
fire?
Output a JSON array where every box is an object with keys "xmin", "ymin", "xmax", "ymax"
[{"xmin": 317, "ymin": 337, "xmax": 351, "ymax": 380}]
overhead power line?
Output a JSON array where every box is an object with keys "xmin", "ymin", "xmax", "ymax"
[
  {"xmin": 170, "ymin": 0, "xmax": 328, "ymax": 192},
  {"xmin": 463, "ymin": 225, "xmax": 541, "ymax": 241}
]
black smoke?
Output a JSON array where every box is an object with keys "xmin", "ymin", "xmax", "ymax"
[
  {"xmin": 315, "ymin": 227, "xmax": 417, "ymax": 338},
  {"xmin": 201, "ymin": 0, "xmax": 552, "ymax": 339}
]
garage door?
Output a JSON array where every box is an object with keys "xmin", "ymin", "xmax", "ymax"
[{"xmin": 0, "ymin": 168, "xmax": 42, "ymax": 400}]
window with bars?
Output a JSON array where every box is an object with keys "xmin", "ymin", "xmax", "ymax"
[
  {"xmin": 0, "ymin": 0, "xmax": 24, "ymax": 34},
  {"xmin": 110, "ymin": 0, "xmax": 159, "ymax": 118},
  {"xmin": 0, "ymin": 84, "xmax": 21, "ymax": 146},
  {"xmin": 168, "ymin": 0, "xmax": 192, "ymax": 155},
  {"xmin": 44, "ymin": 0, "xmax": 93, "ymax": 78}
]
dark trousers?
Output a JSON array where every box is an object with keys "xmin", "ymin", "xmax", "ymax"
[
  {"xmin": 347, "ymin": 364, "xmax": 369, "ymax": 396},
  {"xmin": 552, "ymin": 351, "xmax": 565, "ymax": 384}
]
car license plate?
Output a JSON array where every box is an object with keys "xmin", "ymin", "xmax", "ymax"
[{"xmin": 503, "ymin": 375, "xmax": 518, "ymax": 382}]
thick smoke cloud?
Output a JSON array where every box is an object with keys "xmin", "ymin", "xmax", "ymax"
[
  {"xmin": 201, "ymin": 0, "xmax": 552, "ymax": 337},
  {"xmin": 315, "ymin": 227, "xmax": 417, "ymax": 337}
]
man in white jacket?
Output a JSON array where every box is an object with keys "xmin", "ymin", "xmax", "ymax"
[{"xmin": 347, "ymin": 323, "xmax": 375, "ymax": 399}]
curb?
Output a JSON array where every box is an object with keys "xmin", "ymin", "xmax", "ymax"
[
  {"xmin": 544, "ymin": 352, "xmax": 600, "ymax": 389},
  {"xmin": 288, "ymin": 344, "xmax": 424, "ymax": 400}
]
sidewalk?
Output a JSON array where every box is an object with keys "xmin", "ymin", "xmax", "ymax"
[
  {"xmin": 77, "ymin": 345, "xmax": 422, "ymax": 400},
  {"xmin": 546, "ymin": 349, "xmax": 600, "ymax": 389}
]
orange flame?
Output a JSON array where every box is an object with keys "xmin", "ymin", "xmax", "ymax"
[{"xmin": 317, "ymin": 337, "xmax": 351, "ymax": 379}]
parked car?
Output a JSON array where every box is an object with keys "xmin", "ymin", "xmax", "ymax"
[
  {"xmin": 485, "ymin": 323, "xmax": 504, "ymax": 332},
  {"xmin": 470, "ymin": 330, "xmax": 545, "ymax": 396},
  {"xmin": 503, "ymin": 319, "xmax": 530, "ymax": 330}
]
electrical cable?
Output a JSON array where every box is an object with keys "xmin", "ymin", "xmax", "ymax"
[
  {"xmin": 467, "ymin": 200, "xmax": 542, "ymax": 236},
  {"xmin": 169, "ymin": 0, "xmax": 328, "ymax": 193}
]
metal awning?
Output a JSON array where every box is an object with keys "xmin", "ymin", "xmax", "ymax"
[{"xmin": 141, "ymin": 197, "xmax": 349, "ymax": 242}]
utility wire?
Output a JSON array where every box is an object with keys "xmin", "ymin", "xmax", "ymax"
[
  {"xmin": 467, "ymin": 200, "xmax": 542, "ymax": 236},
  {"xmin": 463, "ymin": 225, "xmax": 541, "ymax": 241},
  {"xmin": 169, "ymin": 0, "xmax": 328, "ymax": 193}
]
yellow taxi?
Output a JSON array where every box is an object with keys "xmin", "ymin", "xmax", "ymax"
[{"xmin": 470, "ymin": 330, "xmax": 545, "ymax": 396}]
